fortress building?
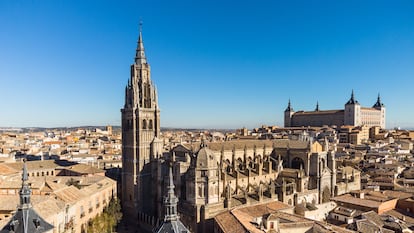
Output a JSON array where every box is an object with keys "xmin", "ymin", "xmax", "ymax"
[{"xmin": 284, "ymin": 91, "xmax": 386, "ymax": 129}]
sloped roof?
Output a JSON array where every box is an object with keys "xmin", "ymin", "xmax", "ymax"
[
  {"xmin": 384, "ymin": 209, "xmax": 414, "ymax": 225},
  {"xmin": 293, "ymin": 110, "xmax": 344, "ymax": 115},
  {"xmin": 331, "ymin": 194, "xmax": 381, "ymax": 209},
  {"xmin": 351, "ymin": 219, "xmax": 381, "ymax": 233},
  {"xmin": 230, "ymin": 201, "xmax": 294, "ymax": 233},
  {"xmin": 155, "ymin": 221, "xmax": 190, "ymax": 233},
  {"xmin": 214, "ymin": 211, "xmax": 246, "ymax": 233},
  {"xmin": 82, "ymin": 177, "xmax": 116, "ymax": 196},
  {"xmin": 4, "ymin": 160, "xmax": 58, "ymax": 171},
  {"xmin": 0, "ymin": 163, "xmax": 19, "ymax": 176},
  {"xmin": 362, "ymin": 211, "xmax": 383, "ymax": 227},
  {"xmin": 64, "ymin": 163, "xmax": 104, "ymax": 174},
  {"xmin": 53, "ymin": 186, "xmax": 86, "ymax": 204},
  {"xmin": 33, "ymin": 198, "xmax": 65, "ymax": 220},
  {"xmin": 0, "ymin": 195, "xmax": 51, "ymax": 212},
  {"xmin": 0, "ymin": 208, "xmax": 53, "ymax": 233}
]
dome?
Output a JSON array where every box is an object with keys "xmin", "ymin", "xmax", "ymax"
[{"xmin": 195, "ymin": 145, "xmax": 217, "ymax": 168}]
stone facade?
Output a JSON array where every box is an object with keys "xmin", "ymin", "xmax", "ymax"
[
  {"xmin": 121, "ymin": 29, "xmax": 163, "ymax": 224},
  {"xmin": 167, "ymin": 138, "xmax": 344, "ymax": 232},
  {"xmin": 284, "ymin": 92, "xmax": 386, "ymax": 129}
]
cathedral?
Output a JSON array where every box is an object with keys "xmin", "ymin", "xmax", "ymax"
[{"xmin": 121, "ymin": 29, "xmax": 360, "ymax": 233}]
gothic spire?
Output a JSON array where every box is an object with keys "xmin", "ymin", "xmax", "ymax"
[
  {"xmin": 155, "ymin": 163, "xmax": 190, "ymax": 232},
  {"xmin": 135, "ymin": 21, "xmax": 147, "ymax": 64},
  {"xmin": 20, "ymin": 159, "xmax": 31, "ymax": 208},
  {"xmin": 22, "ymin": 160, "xmax": 28, "ymax": 182},
  {"xmin": 285, "ymin": 99, "xmax": 293, "ymax": 112},
  {"xmin": 373, "ymin": 93, "xmax": 385, "ymax": 108},
  {"xmin": 164, "ymin": 164, "xmax": 179, "ymax": 221}
]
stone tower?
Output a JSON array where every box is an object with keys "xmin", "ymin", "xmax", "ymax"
[
  {"xmin": 373, "ymin": 93, "xmax": 386, "ymax": 129},
  {"xmin": 121, "ymin": 27, "xmax": 162, "ymax": 222},
  {"xmin": 284, "ymin": 99, "xmax": 294, "ymax": 127},
  {"xmin": 344, "ymin": 90, "xmax": 361, "ymax": 126}
]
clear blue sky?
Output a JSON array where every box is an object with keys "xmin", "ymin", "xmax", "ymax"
[{"xmin": 1, "ymin": 0, "xmax": 413, "ymax": 129}]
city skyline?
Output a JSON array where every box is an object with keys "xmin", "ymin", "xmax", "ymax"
[{"xmin": 1, "ymin": 1, "xmax": 413, "ymax": 129}]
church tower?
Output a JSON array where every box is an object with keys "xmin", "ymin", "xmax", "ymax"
[
  {"xmin": 121, "ymin": 26, "xmax": 162, "ymax": 222},
  {"xmin": 284, "ymin": 99, "xmax": 294, "ymax": 127}
]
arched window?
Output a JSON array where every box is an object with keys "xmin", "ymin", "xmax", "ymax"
[
  {"xmin": 149, "ymin": 120, "xmax": 153, "ymax": 130},
  {"xmin": 143, "ymin": 119, "xmax": 147, "ymax": 129}
]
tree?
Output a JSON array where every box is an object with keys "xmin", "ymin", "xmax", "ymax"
[{"xmin": 86, "ymin": 197, "xmax": 122, "ymax": 233}]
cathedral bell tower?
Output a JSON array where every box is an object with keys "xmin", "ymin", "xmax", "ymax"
[{"xmin": 121, "ymin": 25, "xmax": 161, "ymax": 222}]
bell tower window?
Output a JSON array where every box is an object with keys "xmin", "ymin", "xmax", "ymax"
[{"xmin": 149, "ymin": 120, "xmax": 153, "ymax": 130}]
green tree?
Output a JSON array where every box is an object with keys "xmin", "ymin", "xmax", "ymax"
[{"xmin": 86, "ymin": 197, "xmax": 122, "ymax": 233}]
